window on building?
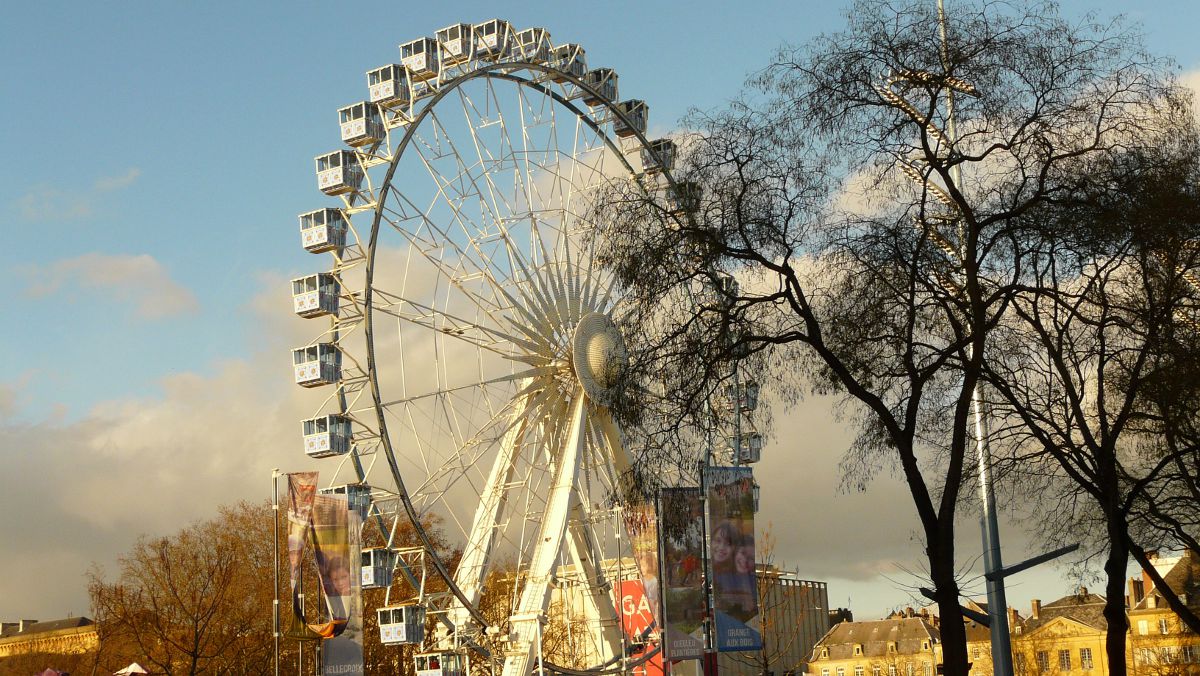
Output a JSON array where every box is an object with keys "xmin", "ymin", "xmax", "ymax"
[
  {"xmin": 855, "ymin": 646, "xmax": 863, "ymax": 656},
  {"xmin": 1036, "ymin": 651, "xmax": 1050, "ymax": 674},
  {"xmin": 837, "ymin": 667, "xmax": 845, "ymax": 676},
  {"xmin": 822, "ymin": 649, "xmax": 829, "ymax": 659},
  {"xmin": 1080, "ymin": 648, "xmax": 1093, "ymax": 670},
  {"xmin": 923, "ymin": 664, "xmax": 931, "ymax": 676},
  {"xmin": 889, "ymin": 666, "xmax": 896, "ymax": 676},
  {"xmin": 855, "ymin": 666, "xmax": 864, "ymax": 676},
  {"xmin": 1059, "ymin": 649, "xmax": 1071, "ymax": 671},
  {"xmin": 1015, "ymin": 653, "xmax": 1027, "ymax": 676},
  {"xmin": 906, "ymin": 663, "xmax": 914, "ymax": 676},
  {"xmin": 821, "ymin": 669, "xmax": 829, "ymax": 676},
  {"xmin": 1161, "ymin": 618, "xmax": 1171, "ymax": 635},
  {"xmin": 1183, "ymin": 645, "xmax": 1198, "ymax": 663},
  {"xmin": 1139, "ymin": 620, "xmax": 1150, "ymax": 635},
  {"xmin": 873, "ymin": 667, "xmax": 881, "ymax": 676},
  {"xmin": 972, "ymin": 647, "xmax": 980, "ymax": 660},
  {"xmin": 1137, "ymin": 648, "xmax": 1155, "ymax": 665}
]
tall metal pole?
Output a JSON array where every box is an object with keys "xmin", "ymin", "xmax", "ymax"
[
  {"xmin": 701, "ymin": 400, "xmax": 719, "ymax": 676},
  {"xmin": 273, "ymin": 469, "xmax": 281, "ymax": 676},
  {"xmin": 936, "ymin": 3, "xmax": 1014, "ymax": 675}
]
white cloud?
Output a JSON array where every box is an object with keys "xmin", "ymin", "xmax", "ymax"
[
  {"xmin": 93, "ymin": 167, "xmax": 142, "ymax": 192},
  {"xmin": 15, "ymin": 185, "xmax": 93, "ymax": 222},
  {"xmin": 14, "ymin": 167, "xmax": 140, "ymax": 222},
  {"xmin": 25, "ymin": 252, "xmax": 199, "ymax": 319}
]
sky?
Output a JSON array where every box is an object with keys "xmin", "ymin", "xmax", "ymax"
[{"xmin": 3, "ymin": 0, "xmax": 1200, "ymax": 625}]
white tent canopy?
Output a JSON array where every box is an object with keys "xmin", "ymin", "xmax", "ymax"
[{"xmin": 114, "ymin": 663, "xmax": 149, "ymax": 675}]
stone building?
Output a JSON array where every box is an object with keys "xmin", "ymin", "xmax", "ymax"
[
  {"xmin": 0, "ymin": 616, "xmax": 98, "ymax": 658},
  {"xmin": 807, "ymin": 613, "xmax": 942, "ymax": 676}
]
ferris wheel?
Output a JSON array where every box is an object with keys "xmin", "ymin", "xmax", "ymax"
[{"xmin": 290, "ymin": 20, "xmax": 693, "ymax": 676}]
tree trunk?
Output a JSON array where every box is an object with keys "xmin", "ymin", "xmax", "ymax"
[
  {"xmin": 1103, "ymin": 514, "xmax": 1130, "ymax": 676},
  {"xmin": 930, "ymin": 539, "xmax": 970, "ymax": 676}
]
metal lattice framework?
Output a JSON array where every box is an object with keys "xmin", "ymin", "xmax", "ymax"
[{"xmin": 291, "ymin": 21, "xmax": 687, "ymax": 676}]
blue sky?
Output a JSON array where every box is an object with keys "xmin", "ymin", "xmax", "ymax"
[{"xmin": 3, "ymin": 0, "xmax": 1200, "ymax": 622}]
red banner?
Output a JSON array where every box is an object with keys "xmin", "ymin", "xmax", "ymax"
[{"xmin": 618, "ymin": 580, "xmax": 666, "ymax": 676}]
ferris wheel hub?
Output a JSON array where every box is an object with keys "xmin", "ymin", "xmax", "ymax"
[{"xmin": 571, "ymin": 312, "xmax": 628, "ymax": 403}]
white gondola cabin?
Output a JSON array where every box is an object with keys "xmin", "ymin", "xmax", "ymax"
[
  {"xmin": 548, "ymin": 43, "xmax": 586, "ymax": 82},
  {"xmin": 302, "ymin": 414, "xmax": 352, "ymax": 458},
  {"xmin": 361, "ymin": 547, "xmax": 396, "ymax": 588},
  {"xmin": 292, "ymin": 273, "xmax": 339, "ymax": 318},
  {"xmin": 415, "ymin": 652, "xmax": 467, "ymax": 676},
  {"xmin": 641, "ymin": 138, "xmax": 676, "ymax": 174},
  {"xmin": 726, "ymin": 379, "xmax": 760, "ymax": 412},
  {"xmin": 473, "ymin": 19, "xmax": 512, "ymax": 59},
  {"xmin": 581, "ymin": 68, "xmax": 618, "ymax": 106},
  {"xmin": 667, "ymin": 181, "xmax": 702, "ymax": 217},
  {"xmin": 401, "ymin": 37, "xmax": 440, "ymax": 81},
  {"xmin": 739, "ymin": 432, "xmax": 764, "ymax": 464},
  {"xmin": 435, "ymin": 24, "xmax": 474, "ymax": 65},
  {"xmin": 319, "ymin": 483, "xmax": 372, "ymax": 522},
  {"xmin": 299, "ymin": 208, "xmax": 347, "ymax": 253},
  {"xmin": 315, "ymin": 150, "xmax": 362, "ymax": 196},
  {"xmin": 367, "ymin": 64, "xmax": 411, "ymax": 108},
  {"xmin": 378, "ymin": 605, "xmax": 425, "ymax": 645},
  {"xmin": 338, "ymin": 102, "xmax": 384, "ymax": 147},
  {"xmin": 292, "ymin": 343, "xmax": 341, "ymax": 387},
  {"xmin": 699, "ymin": 272, "xmax": 737, "ymax": 311},
  {"xmin": 613, "ymin": 99, "xmax": 648, "ymax": 138},
  {"xmin": 514, "ymin": 28, "xmax": 551, "ymax": 63}
]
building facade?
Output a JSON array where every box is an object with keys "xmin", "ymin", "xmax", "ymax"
[
  {"xmin": 807, "ymin": 614, "xmax": 943, "ymax": 676},
  {"xmin": 0, "ymin": 617, "xmax": 98, "ymax": 659}
]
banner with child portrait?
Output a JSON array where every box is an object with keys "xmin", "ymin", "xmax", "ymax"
[
  {"xmin": 658, "ymin": 487, "xmax": 705, "ymax": 661},
  {"xmin": 703, "ymin": 466, "xmax": 761, "ymax": 652}
]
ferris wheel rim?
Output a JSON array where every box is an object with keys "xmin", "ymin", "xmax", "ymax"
[{"xmin": 358, "ymin": 60, "xmax": 671, "ymax": 639}]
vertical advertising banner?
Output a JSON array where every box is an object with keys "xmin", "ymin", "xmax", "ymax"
[
  {"xmin": 285, "ymin": 472, "xmax": 321, "ymax": 641},
  {"xmin": 704, "ymin": 466, "xmax": 761, "ymax": 652},
  {"xmin": 659, "ymin": 487, "xmax": 705, "ymax": 661},
  {"xmin": 623, "ymin": 503, "xmax": 662, "ymax": 630},
  {"xmin": 617, "ymin": 580, "xmax": 666, "ymax": 676},
  {"xmin": 321, "ymin": 496, "xmax": 364, "ymax": 676}
]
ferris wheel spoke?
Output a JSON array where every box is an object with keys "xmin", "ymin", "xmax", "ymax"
[
  {"xmin": 383, "ymin": 177, "xmax": 543, "ymax": 322},
  {"xmin": 374, "ymin": 294, "xmax": 548, "ymax": 362}
]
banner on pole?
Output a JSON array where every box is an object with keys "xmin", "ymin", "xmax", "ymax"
[
  {"xmin": 321, "ymin": 495, "xmax": 364, "ymax": 675},
  {"xmin": 704, "ymin": 466, "xmax": 761, "ymax": 652},
  {"xmin": 618, "ymin": 580, "xmax": 666, "ymax": 676},
  {"xmin": 624, "ymin": 502, "xmax": 662, "ymax": 631},
  {"xmin": 285, "ymin": 471, "xmax": 364, "ymax": 664},
  {"xmin": 659, "ymin": 487, "xmax": 705, "ymax": 661}
]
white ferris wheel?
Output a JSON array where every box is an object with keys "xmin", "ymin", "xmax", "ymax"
[{"xmin": 290, "ymin": 19, "xmax": 693, "ymax": 676}]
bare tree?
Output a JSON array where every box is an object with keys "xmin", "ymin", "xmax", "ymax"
[
  {"xmin": 594, "ymin": 2, "xmax": 1187, "ymax": 674},
  {"xmin": 980, "ymin": 123, "xmax": 1200, "ymax": 675},
  {"xmin": 88, "ymin": 502, "xmax": 276, "ymax": 675}
]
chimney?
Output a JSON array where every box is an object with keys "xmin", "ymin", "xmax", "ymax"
[
  {"xmin": 905, "ymin": 606, "xmax": 915, "ymax": 618},
  {"xmin": 1031, "ymin": 599, "xmax": 1041, "ymax": 620},
  {"xmin": 1008, "ymin": 606, "xmax": 1018, "ymax": 627},
  {"xmin": 1149, "ymin": 595, "xmax": 1158, "ymax": 609},
  {"xmin": 1130, "ymin": 578, "xmax": 1145, "ymax": 605},
  {"xmin": 1079, "ymin": 586, "xmax": 1088, "ymax": 597}
]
